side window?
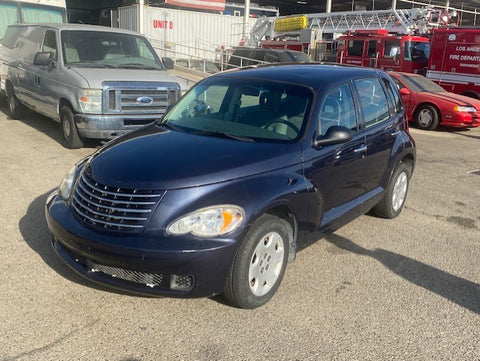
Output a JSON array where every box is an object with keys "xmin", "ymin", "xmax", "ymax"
[
  {"xmin": 382, "ymin": 78, "xmax": 402, "ymax": 114},
  {"xmin": 354, "ymin": 78, "xmax": 390, "ymax": 128},
  {"xmin": 2, "ymin": 27, "xmax": 23, "ymax": 49},
  {"xmin": 348, "ymin": 40, "xmax": 364, "ymax": 56},
  {"xmin": 42, "ymin": 30, "xmax": 57, "ymax": 60},
  {"xmin": 367, "ymin": 40, "xmax": 377, "ymax": 57},
  {"xmin": 384, "ymin": 40, "xmax": 400, "ymax": 58},
  {"xmin": 320, "ymin": 83, "xmax": 357, "ymax": 135}
]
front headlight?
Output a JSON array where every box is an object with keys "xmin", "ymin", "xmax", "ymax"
[
  {"xmin": 167, "ymin": 205, "xmax": 244, "ymax": 237},
  {"xmin": 454, "ymin": 105, "xmax": 476, "ymax": 112},
  {"xmin": 78, "ymin": 88, "xmax": 102, "ymax": 114},
  {"xmin": 58, "ymin": 157, "xmax": 89, "ymax": 200}
]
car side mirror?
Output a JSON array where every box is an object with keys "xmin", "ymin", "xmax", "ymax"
[
  {"xmin": 162, "ymin": 57, "xmax": 174, "ymax": 70},
  {"xmin": 34, "ymin": 51, "xmax": 55, "ymax": 67},
  {"xmin": 313, "ymin": 125, "xmax": 353, "ymax": 149},
  {"xmin": 399, "ymin": 87, "xmax": 411, "ymax": 95}
]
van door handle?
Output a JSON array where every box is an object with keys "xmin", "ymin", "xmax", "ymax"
[
  {"xmin": 391, "ymin": 130, "xmax": 401, "ymax": 136},
  {"xmin": 354, "ymin": 144, "xmax": 367, "ymax": 153}
]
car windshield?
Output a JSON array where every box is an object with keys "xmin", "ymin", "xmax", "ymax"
[
  {"xmin": 161, "ymin": 77, "xmax": 313, "ymax": 142},
  {"xmin": 286, "ymin": 51, "xmax": 312, "ymax": 62},
  {"xmin": 399, "ymin": 74, "xmax": 446, "ymax": 92},
  {"xmin": 60, "ymin": 30, "xmax": 164, "ymax": 70}
]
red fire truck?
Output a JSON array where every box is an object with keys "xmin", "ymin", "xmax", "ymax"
[
  {"xmin": 336, "ymin": 29, "xmax": 431, "ymax": 74},
  {"xmin": 427, "ymin": 28, "xmax": 480, "ymax": 99}
]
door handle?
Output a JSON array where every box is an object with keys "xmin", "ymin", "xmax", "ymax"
[
  {"xmin": 391, "ymin": 130, "xmax": 401, "ymax": 136},
  {"xmin": 354, "ymin": 144, "xmax": 367, "ymax": 153}
]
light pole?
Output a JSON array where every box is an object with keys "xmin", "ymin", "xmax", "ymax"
[{"xmin": 243, "ymin": 0, "xmax": 250, "ymax": 42}]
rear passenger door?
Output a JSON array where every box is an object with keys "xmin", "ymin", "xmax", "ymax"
[{"xmin": 354, "ymin": 76, "xmax": 403, "ymax": 193}]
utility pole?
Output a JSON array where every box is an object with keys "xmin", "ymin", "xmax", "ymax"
[
  {"xmin": 243, "ymin": 0, "xmax": 250, "ymax": 40},
  {"xmin": 326, "ymin": 0, "xmax": 332, "ymax": 13},
  {"xmin": 392, "ymin": 0, "xmax": 397, "ymax": 10}
]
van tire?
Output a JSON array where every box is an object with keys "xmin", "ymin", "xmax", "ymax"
[
  {"xmin": 60, "ymin": 106, "xmax": 83, "ymax": 149},
  {"xmin": 7, "ymin": 86, "xmax": 25, "ymax": 119}
]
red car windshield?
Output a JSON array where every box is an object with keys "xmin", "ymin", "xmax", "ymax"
[{"xmin": 399, "ymin": 74, "xmax": 446, "ymax": 93}]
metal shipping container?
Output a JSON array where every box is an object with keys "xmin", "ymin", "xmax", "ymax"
[{"xmin": 118, "ymin": 5, "xmax": 257, "ymax": 61}]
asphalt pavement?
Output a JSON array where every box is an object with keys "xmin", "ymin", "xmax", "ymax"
[{"xmin": 0, "ymin": 106, "xmax": 479, "ymax": 360}]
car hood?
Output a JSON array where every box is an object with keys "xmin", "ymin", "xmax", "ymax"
[
  {"xmin": 70, "ymin": 67, "xmax": 187, "ymax": 90},
  {"xmin": 424, "ymin": 91, "xmax": 480, "ymax": 109},
  {"xmin": 86, "ymin": 124, "xmax": 302, "ymax": 190}
]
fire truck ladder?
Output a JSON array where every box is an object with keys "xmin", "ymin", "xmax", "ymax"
[{"xmin": 305, "ymin": 8, "xmax": 433, "ymax": 35}]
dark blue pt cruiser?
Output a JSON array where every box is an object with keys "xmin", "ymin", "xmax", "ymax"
[{"xmin": 46, "ymin": 64, "xmax": 416, "ymax": 308}]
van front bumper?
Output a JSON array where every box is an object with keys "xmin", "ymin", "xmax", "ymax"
[{"xmin": 75, "ymin": 113, "xmax": 162, "ymax": 139}]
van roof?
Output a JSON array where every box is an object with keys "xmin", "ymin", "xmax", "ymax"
[{"xmin": 7, "ymin": 23, "xmax": 142, "ymax": 36}]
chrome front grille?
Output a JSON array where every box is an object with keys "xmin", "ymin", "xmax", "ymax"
[
  {"xmin": 72, "ymin": 172, "xmax": 164, "ymax": 232},
  {"xmin": 103, "ymin": 81, "xmax": 180, "ymax": 115}
]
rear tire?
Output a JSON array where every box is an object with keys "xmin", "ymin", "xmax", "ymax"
[
  {"xmin": 372, "ymin": 162, "xmax": 412, "ymax": 219},
  {"xmin": 7, "ymin": 86, "xmax": 25, "ymax": 119},
  {"xmin": 415, "ymin": 104, "xmax": 439, "ymax": 130},
  {"xmin": 224, "ymin": 214, "xmax": 289, "ymax": 309},
  {"xmin": 60, "ymin": 106, "xmax": 84, "ymax": 149}
]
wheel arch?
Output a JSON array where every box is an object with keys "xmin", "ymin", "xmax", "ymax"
[{"xmin": 262, "ymin": 205, "xmax": 298, "ymax": 263}]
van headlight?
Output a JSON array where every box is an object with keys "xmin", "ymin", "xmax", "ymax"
[
  {"xmin": 167, "ymin": 205, "xmax": 244, "ymax": 237},
  {"xmin": 58, "ymin": 157, "xmax": 89, "ymax": 200},
  {"xmin": 79, "ymin": 88, "xmax": 102, "ymax": 114}
]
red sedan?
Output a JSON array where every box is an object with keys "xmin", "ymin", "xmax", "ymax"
[{"xmin": 389, "ymin": 72, "xmax": 480, "ymax": 130}]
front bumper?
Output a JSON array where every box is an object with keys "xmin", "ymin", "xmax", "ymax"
[
  {"xmin": 45, "ymin": 192, "xmax": 239, "ymax": 298},
  {"xmin": 74, "ymin": 113, "xmax": 162, "ymax": 139}
]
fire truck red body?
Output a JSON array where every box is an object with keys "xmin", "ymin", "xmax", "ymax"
[
  {"xmin": 336, "ymin": 29, "xmax": 430, "ymax": 74},
  {"xmin": 427, "ymin": 28, "xmax": 480, "ymax": 99}
]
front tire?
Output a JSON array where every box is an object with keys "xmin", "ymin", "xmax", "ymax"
[
  {"xmin": 224, "ymin": 214, "xmax": 290, "ymax": 309},
  {"xmin": 7, "ymin": 86, "xmax": 25, "ymax": 119},
  {"xmin": 60, "ymin": 106, "xmax": 84, "ymax": 149},
  {"xmin": 372, "ymin": 162, "xmax": 412, "ymax": 219},
  {"xmin": 415, "ymin": 104, "xmax": 439, "ymax": 130}
]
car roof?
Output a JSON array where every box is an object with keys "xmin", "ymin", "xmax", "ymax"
[
  {"xmin": 8, "ymin": 23, "xmax": 142, "ymax": 36},
  {"xmin": 214, "ymin": 64, "xmax": 386, "ymax": 92}
]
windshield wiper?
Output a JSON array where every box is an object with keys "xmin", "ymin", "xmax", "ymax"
[{"xmin": 192, "ymin": 130, "xmax": 255, "ymax": 142}]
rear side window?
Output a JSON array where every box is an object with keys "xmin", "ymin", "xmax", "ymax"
[
  {"xmin": 382, "ymin": 78, "xmax": 402, "ymax": 114},
  {"xmin": 354, "ymin": 77, "xmax": 390, "ymax": 128},
  {"xmin": 2, "ymin": 26, "xmax": 23, "ymax": 49}
]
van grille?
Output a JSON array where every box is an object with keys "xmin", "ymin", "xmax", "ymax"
[
  {"xmin": 72, "ymin": 171, "xmax": 164, "ymax": 232},
  {"xmin": 103, "ymin": 81, "xmax": 180, "ymax": 115}
]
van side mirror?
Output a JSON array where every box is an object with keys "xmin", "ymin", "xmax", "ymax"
[
  {"xmin": 34, "ymin": 52, "xmax": 55, "ymax": 67},
  {"xmin": 162, "ymin": 57, "xmax": 174, "ymax": 70},
  {"xmin": 313, "ymin": 125, "xmax": 353, "ymax": 149}
]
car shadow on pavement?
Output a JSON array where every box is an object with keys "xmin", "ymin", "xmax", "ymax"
[
  {"xmin": 19, "ymin": 190, "xmax": 148, "ymax": 297},
  {"xmin": 325, "ymin": 233, "xmax": 480, "ymax": 315},
  {"xmin": 0, "ymin": 106, "xmax": 99, "ymax": 148}
]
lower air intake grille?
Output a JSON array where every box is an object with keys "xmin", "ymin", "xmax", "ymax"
[{"xmin": 87, "ymin": 260, "xmax": 163, "ymax": 287}]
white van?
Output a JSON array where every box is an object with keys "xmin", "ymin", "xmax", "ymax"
[{"xmin": 0, "ymin": 23, "xmax": 186, "ymax": 148}]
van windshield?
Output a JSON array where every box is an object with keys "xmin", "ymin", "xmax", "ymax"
[
  {"xmin": 60, "ymin": 30, "xmax": 164, "ymax": 70},
  {"xmin": 162, "ymin": 77, "xmax": 312, "ymax": 142}
]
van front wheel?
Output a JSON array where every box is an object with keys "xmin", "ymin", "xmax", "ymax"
[
  {"xmin": 7, "ymin": 87, "xmax": 25, "ymax": 119},
  {"xmin": 60, "ymin": 106, "xmax": 83, "ymax": 149}
]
